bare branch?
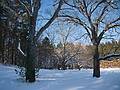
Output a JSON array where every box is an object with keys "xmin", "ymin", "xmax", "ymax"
[
  {"xmin": 65, "ymin": 50, "xmax": 81, "ymax": 63},
  {"xmin": 59, "ymin": 14, "xmax": 92, "ymax": 39},
  {"xmin": 74, "ymin": 33, "xmax": 88, "ymax": 41},
  {"xmin": 99, "ymin": 54, "xmax": 120, "ymax": 60},
  {"xmin": 83, "ymin": 0, "xmax": 93, "ymax": 27},
  {"xmin": 90, "ymin": 0, "xmax": 106, "ymax": 14},
  {"xmin": 96, "ymin": 5, "xmax": 108, "ymax": 23},
  {"xmin": 63, "ymin": 0, "xmax": 79, "ymax": 9},
  {"xmin": 108, "ymin": 24, "xmax": 120, "ymax": 29},
  {"xmin": 98, "ymin": 16, "xmax": 120, "ymax": 43},
  {"xmin": 115, "ymin": 29, "xmax": 120, "ymax": 34},
  {"xmin": 109, "ymin": 17, "xmax": 120, "ymax": 25},
  {"xmin": 32, "ymin": 0, "xmax": 41, "ymax": 19},
  {"xmin": 98, "ymin": 30, "xmax": 106, "ymax": 43},
  {"xmin": 35, "ymin": 0, "xmax": 63, "ymax": 40}
]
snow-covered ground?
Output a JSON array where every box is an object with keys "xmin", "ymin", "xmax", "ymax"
[{"xmin": 0, "ymin": 64, "xmax": 120, "ymax": 90}]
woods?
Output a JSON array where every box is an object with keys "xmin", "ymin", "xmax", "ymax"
[{"xmin": 0, "ymin": 0, "xmax": 120, "ymax": 83}]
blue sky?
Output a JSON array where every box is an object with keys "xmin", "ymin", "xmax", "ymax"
[{"xmin": 36, "ymin": 0, "xmax": 120, "ymax": 45}]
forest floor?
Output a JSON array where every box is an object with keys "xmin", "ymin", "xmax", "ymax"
[{"xmin": 0, "ymin": 64, "xmax": 120, "ymax": 90}]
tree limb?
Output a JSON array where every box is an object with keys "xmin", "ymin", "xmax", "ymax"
[
  {"xmin": 99, "ymin": 54, "xmax": 120, "ymax": 60},
  {"xmin": 35, "ymin": 0, "xmax": 63, "ymax": 40},
  {"xmin": 90, "ymin": 0, "xmax": 106, "ymax": 14},
  {"xmin": 59, "ymin": 14, "xmax": 92, "ymax": 39}
]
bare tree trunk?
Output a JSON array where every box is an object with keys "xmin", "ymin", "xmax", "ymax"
[
  {"xmin": 1, "ymin": 41, "xmax": 4, "ymax": 63},
  {"xmin": 93, "ymin": 44, "xmax": 100, "ymax": 77},
  {"xmin": 61, "ymin": 61, "xmax": 66, "ymax": 70},
  {"xmin": 1, "ymin": 29, "xmax": 5, "ymax": 63},
  {"xmin": 25, "ymin": 39, "xmax": 36, "ymax": 82},
  {"xmin": 25, "ymin": 16, "xmax": 36, "ymax": 82}
]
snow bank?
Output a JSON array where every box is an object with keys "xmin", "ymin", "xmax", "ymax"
[{"xmin": 0, "ymin": 64, "xmax": 120, "ymax": 90}]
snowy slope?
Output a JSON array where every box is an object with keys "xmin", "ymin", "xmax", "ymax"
[{"xmin": 0, "ymin": 64, "xmax": 120, "ymax": 90}]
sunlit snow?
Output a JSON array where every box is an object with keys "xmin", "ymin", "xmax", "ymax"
[{"xmin": 0, "ymin": 64, "xmax": 120, "ymax": 90}]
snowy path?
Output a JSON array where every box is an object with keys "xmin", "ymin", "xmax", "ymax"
[{"xmin": 0, "ymin": 65, "xmax": 120, "ymax": 90}]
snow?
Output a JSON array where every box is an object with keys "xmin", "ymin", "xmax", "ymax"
[
  {"xmin": 18, "ymin": 42, "xmax": 26, "ymax": 56},
  {"xmin": 0, "ymin": 64, "xmax": 120, "ymax": 90}
]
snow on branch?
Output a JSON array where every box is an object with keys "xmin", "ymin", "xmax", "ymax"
[
  {"xmin": 18, "ymin": 42, "xmax": 26, "ymax": 56},
  {"xmin": 99, "ymin": 54, "xmax": 120, "ymax": 61}
]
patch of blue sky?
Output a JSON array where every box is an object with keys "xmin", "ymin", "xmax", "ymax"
[
  {"xmin": 36, "ymin": 0, "xmax": 55, "ymax": 31},
  {"xmin": 35, "ymin": 0, "xmax": 120, "ymax": 45}
]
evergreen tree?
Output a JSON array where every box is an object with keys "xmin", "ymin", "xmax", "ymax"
[{"xmin": 38, "ymin": 37, "xmax": 56, "ymax": 69}]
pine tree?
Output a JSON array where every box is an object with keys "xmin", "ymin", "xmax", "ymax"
[{"xmin": 38, "ymin": 37, "xmax": 56, "ymax": 69}]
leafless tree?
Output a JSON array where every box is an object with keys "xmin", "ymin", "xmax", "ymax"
[
  {"xmin": 1, "ymin": 0, "xmax": 64, "ymax": 82},
  {"xmin": 59, "ymin": 0, "xmax": 120, "ymax": 77},
  {"xmin": 53, "ymin": 23, "xmax": 82, "ymax": 69}
]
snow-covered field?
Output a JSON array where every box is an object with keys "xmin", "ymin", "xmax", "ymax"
[{"xmin": 0, "ymin": 64, "xmax": 120, "ymax": 90}]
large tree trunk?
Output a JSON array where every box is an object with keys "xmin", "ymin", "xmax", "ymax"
[
  {"xmin": 25, "ymin": 39, "xmax": 36, "ymax": 82},
  {"xmin": 93, "ymin": 44, "xmax": 100, "ymax": 78},
  {"xmin": 0, "ymin": 29, "xmax": 5, "ymax": 63},
  {"xmin": 61, "ymin": 60, "xmax": 67, "ymax": 70},
  {"xmin": 25, "ymin": 16, "xmax": 36, "ymax": 82}
]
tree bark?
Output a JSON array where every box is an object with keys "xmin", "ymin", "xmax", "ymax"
[
  {"xmin": 0, "ymin": 29, "xmax": 5, "ymax": 63},
  {"xmin": 93, "ymin": 44, "xmax": 100, "ymax": 77},
  {"xmin": 25, "ymin": 16, "xmax": 36, "ymax": 82},
  {"xmin": 21, "ymin": 0, "xmax": 63, "ymax": 82},
  {"xmin": 25, "ymin": 39, "xmax": 36, "ymax": 82}
]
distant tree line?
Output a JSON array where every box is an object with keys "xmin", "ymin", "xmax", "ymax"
[
  {"xmin": 0, "ymin": 28, "xmax": 120, "ymax": 69},
  {"xmin": 99, "ymin": 40, "xmax": 120, "ymax": 57}
]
